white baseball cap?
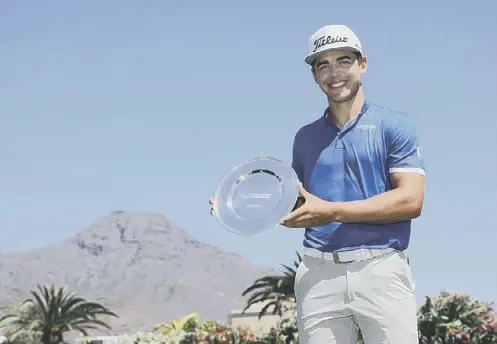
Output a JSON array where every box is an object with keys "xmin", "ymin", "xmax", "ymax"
[{"xmin": 304, "ymin": 25, "xmax": 363, "ymax": 65}]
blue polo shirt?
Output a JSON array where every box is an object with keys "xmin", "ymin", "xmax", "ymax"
[{"xmin": 291, "ymin": 101, "xmax": 425, "ymax": 252}]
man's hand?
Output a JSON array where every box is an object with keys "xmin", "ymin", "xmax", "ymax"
[
  {"xmin": 209, "ymin": 198, "xmax": 216, "ymax": 216},
  {"xmin": 280, "ymin": 183, "xmax": 336, "ymax": 228}
]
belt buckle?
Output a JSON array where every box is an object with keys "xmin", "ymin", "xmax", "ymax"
[{"xmin": 332, "ymin": 252, "xmax": 340, "ymax": 263}]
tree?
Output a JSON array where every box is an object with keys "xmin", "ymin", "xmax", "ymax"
[
  {"xmin": 0, "ymin": 284, "xmax": 118, "ymax": 344},
  {"xmin": 242, "ymin": 252, "xmax": 302, "ymax": 319},
  {"xmin": 0, "ymin": 303, "xmax": 42, "ymax": 344}
]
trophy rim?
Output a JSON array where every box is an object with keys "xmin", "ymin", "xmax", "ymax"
[{"xmin": 212, "ymin": 156, "xmax": 299, "ymax": 236}]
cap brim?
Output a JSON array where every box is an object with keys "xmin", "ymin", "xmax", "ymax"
[{"xmin": 304, "ymin": 46, "xmax": 361, "ymax": 65}]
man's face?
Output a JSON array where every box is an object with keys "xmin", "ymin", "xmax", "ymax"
[{"xmin": 312, "ymin": 50, "xmax": 368, "ymax": 103}]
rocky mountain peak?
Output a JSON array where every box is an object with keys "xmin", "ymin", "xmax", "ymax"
[
  {"xmin": 73, "ymin": 211, "xmax": 178, "ymax": 255},
  {"xmin": 0, "ymin": 211, "xmax": 273, "ymax": 334}
]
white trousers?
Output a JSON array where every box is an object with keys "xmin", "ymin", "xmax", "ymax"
[{"xmin": 294, "ymin": 249, "xmax": 418, "ymax": 344}]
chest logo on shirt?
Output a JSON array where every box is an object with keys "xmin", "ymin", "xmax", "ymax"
[{"xmin": 356, "ymin": 124, "xmax": 376, "ymax": 130}]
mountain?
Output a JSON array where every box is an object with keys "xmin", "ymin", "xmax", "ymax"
[{"xmin": 0, "ymin": 211, "xmax": 274, "ymax": 334}]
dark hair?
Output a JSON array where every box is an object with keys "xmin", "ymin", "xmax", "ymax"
[{"xmin": 311, "ymin": 51, "xmax": 363, "ymax": 71}]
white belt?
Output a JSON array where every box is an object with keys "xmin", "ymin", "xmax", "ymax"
[{"xmin": 303, "ymin": 246, "xmax": 395, "ymax": 263}]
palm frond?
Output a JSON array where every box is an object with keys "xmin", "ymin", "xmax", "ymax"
[
  {"xmin": 241, "ymin": 251, "xmax": 302, "ymax": 319},
  {"xmin": 1, "ymin": 284, "xmax": 117, "ymax": 343}
]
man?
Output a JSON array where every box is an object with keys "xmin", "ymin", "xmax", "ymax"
[
  {"xmin": 209, "ymin": 24, "xmax": 424, "ymax": 343},
  {"xmin": 278, "ymin": 25, "xmax": 425, "ymax": 343}
]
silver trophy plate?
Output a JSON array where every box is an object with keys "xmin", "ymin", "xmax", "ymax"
[{"xmin": 213, "ymin": 156, "xmax": 299, "ymax": 236}]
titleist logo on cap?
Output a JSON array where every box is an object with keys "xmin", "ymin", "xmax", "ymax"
[{"xmin": 313, "ymin": 35, "xmax": 348, "ymax": 52}]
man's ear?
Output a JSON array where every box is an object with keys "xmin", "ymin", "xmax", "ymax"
[
  {"xmin": 311, "ymin": 67, "xmax": 318, "ymax": 84},
  {"xmin": 359, "ymin": 55, "xmax": 368, "ymax": 73}
]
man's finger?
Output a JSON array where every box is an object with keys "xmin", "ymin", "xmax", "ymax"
[
  {"xmin": 282, "ymin": 220, "xmax": 299, "ymax": 228},
  {"xmin": 280, "ymin": 212, "xmax": 296, "ymax": 224},
  {"xmin": 283, "ymin": 216, "xmax": 315, "ymax": 228},
  {"xmin": 280, "ymin": 208, "xmax": 304, "ymax": 225},
  {"xmin": 282, "ymin": 219, "xmax": 306, "ymax": 228}
]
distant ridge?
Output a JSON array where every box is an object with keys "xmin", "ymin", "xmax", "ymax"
[{"xmin": 0, "ymin": 211, "xmax": 273, "ymax": 334}]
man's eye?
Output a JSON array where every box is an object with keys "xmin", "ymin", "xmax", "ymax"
[
  {"xmin": 318, "ymin": 65, "xmax": 329, "ymax": 71},
  {"xmin": 339, "ymin": 60, "xmax": 352, "ymax": 66}
]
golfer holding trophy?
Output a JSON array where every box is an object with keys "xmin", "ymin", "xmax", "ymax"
[{"xmin": 209, "ymin": 24, "xmax": 425, "ymax": 344}]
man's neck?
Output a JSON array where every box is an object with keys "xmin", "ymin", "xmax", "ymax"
[{"xmin": 327, "ymin": 88, "xmax": 365, "ymax": 128}]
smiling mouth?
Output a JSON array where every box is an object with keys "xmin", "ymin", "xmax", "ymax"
[{"xmin": 330, "ymin": 81, "xmax": 347, "ymax": 89}]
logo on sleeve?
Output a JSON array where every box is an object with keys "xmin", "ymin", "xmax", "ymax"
[{"xmin": 416, "ymin": 146, "xmax": 423, "ymax": 157}]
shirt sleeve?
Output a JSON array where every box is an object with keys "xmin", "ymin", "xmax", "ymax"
[
  {"xmin": 291, "ymin": 130, "xmax": 304, "ymax": 183},
  {"xmin": 386, "ymin": 115, "xmax": 425, "ymax": 176}
]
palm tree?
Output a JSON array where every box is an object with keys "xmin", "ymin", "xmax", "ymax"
[
  {"xmin": 0, "ymin": 303, "xmax": 42, "ymax": 344},
  {"xmin": 242, "ymin": 251, "xmax": 302, "ymax": 319},
  {"xmin": 0, "ymin": 284, "xmax": 118, "ymax": 344}
]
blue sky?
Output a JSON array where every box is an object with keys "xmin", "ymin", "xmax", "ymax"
[{"xmin": 1, "ymin": 1, "xmax": 496, "ymax": 305}]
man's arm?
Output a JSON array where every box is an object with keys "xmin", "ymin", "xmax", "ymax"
[
  {"xmin": 333, "ymin": 172, "xmax": 424, "ymax": 224},
  {"xmin": 333, "ymin": 114, "xmax": 425, "ymax": 224}
]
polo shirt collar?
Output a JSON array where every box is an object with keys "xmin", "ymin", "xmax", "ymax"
[{"xmin": 323, "ymin": 100, "xmax": 371, "ymax": 132}]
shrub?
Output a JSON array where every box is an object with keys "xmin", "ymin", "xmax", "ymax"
[
  {"xmin": 122, "ymin": 315, "xmax": 262, "ymax": 344},
  {"xmin": 181, "ymin": 319, "xmax": 261, "ymax": 344},
  {"xmin": 259, "ymin": 305, "xmax": 299, "ymax": 344},
  {"xmin": 417, "ymin": 292, "xmax": 497, "ymax": 343},
  {"xmin": 118, "ymin": 291, "xmax": 497, "ymax": 344},
  {"xmin": 118, "ymin": 331, "xmax": 186, "ymax": 344}
]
